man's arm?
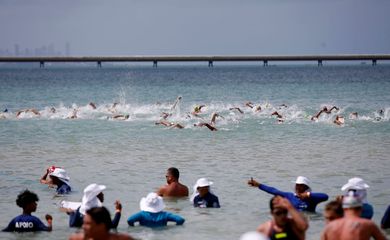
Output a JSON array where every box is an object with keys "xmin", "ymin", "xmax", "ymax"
[{"xmin": 127, "ymin": 212, "xmax": 143, "ymax": 226}]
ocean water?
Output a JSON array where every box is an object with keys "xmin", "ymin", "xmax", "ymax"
[{"xmin": 0, "ymin": 64, "xmax": 389, "ymax": 240}]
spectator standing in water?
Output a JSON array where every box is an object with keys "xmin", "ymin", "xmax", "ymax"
[
  {"xmin": 40, "ymin": 166, "xmax": 72, "ymax": 194},
  {"xmin": 321, "ymin": 193, "xmax": 386, "ymax": 240},
  {"xmin": 341, "ymin": 177, "xmax": 374, "ymax": 219},
  {"xmin": 248, "ymin": 176, "xmax": 328, "ymax": 212},
  {"xmin": 257, "ymin": 196, "xmax": 308, "ymax": 240},
  {"xmin": 157, "ymin": 167, "xmax": 189, "ymax": 197},
  {"xmin": 69, "ymin": 207, "xmax": 133, "ymax": 240},
  {"xmin": 3, "ymin": 190, "xmax": 52, "ymax": 232},
  {"xmin": 191, "ymin": 178, "xmax": 220, "ymax": 208},
  {"xmin": 127, "ymin": 192, "xmax": 185, "ymax": 227}
]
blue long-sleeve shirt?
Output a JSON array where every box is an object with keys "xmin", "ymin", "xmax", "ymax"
[
  {"xmin": 69, "ymin": 207, "xmax": 121, "ymax": 228},
  {"xmin": 127, "ymin": 211, "xmax": 185, "ymax": 228},
  {"xmin": 259, "ymin": 183, "xmax": 328, "ymax": 212}
]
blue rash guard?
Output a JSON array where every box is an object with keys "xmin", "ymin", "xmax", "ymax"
[
  {"xmin": 69, "ymin": 207, "xmax": 121, "ymax": 228},
  {"xmin": 361, "ymin": 203, "xmax": 374, "ymax": 219},
  {"xmin": 56, "ymin": 182, "xmax": 71, "ymax": 195},
  {"xmin": 127, "ymin": 211, "xmax": 185, "ymax": 227},
  {"xmin": 258, "ymin": 183, "xmax": 328, "ymax": 212},
  {"xmin": 381, "ymin": 205, "xmax": 390, "ymax": 229},
  {"xmin": 193, "ymin": 192, "xmax": 220, "ymax": 208},
  {"xmin": 2, "ymin": 214, "xmax": 50, "ymax": 232}
]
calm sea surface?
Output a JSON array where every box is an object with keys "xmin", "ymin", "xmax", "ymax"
[{"xmin": 0, "ymin": 64, "xmax": 389, "ymax": 240}]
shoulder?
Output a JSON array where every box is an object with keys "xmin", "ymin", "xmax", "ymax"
[
  {"xmin": 69, "ymin": 233, "xmax": 84, "ymax": 240},
  {"xmin": 257, "ymin": 221, "xmax": 272, "ymax": 236}
]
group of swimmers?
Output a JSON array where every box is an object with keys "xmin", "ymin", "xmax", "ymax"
[{"xmin": 3, "ymin": 164, "xmax": 389, "ymax": 239}]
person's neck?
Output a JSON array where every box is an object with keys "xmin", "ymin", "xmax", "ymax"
[
  {"xmin": 91, "ymin": 232, "xmax": 111, "ymax": 240},
  {"xmin": 22, "ymin": 210, "xmax": 32, "ymax": 215},
  {"xmin": 344, "ymin": 208, "xmax": 361, "ymax": 218}
]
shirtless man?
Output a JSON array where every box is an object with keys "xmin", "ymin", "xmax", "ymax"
[
  {"xmin": 311, "ymin": 106, "xmax": 339, "ymax": 121},
  {"xmin": 271, "ymin": 111, "xmax": 284, "ymax": 123},
  {"xmin": 155, "ymin": 120, "xmax": 184, "ymax": 129},
  {"xmin": 157, "ymin": 167, "xmax": 189, "ymax": 197},
  {"xmin": 246, "ymin": 102, "xmax": 261, "ymax": 112},
  {"xmin": 321, "ymin": 194, "xmax": 386, "ymax": 240},
  {"xmin": 16, "ymin": 108, "xmax": 40, "ymax": 118},
  {"xmin": 334, "ymin": 115, "xmax": 345, "ymax": 126}
]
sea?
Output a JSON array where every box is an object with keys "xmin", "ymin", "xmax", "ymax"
[{"xmin": 0, "ymin": 63, "xmax": 389, "ymax": 240}]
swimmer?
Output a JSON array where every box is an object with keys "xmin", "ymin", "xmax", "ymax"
[
  {"xmin": 229, "ymin": 107, "xmax": 244, "ymax": 114},
  {"xmin": 210, "ymin": 112, "xmax": 223, "ymax": 126},
  {"xmin": 349, "ymin": 112, "xmax": 358, "ymax": 119},
  {"xmin": 194, "ymin": 122, "xmax": 217, "ymax": 131},
  {"xmin": 160, "ymin": 112, "xmax": 172, "ymax": 120},
  {"xmin": 271, "ymin": 111, "xmax": 284, "ymax": 123},
  {"xmin": 89, "ymin": 102, "xmax": 97, "ymax": 110},
  {"xmin": 67, "ymin": 109, "xmax": 78, "ymax": 119},
  {"xmin": 311, "ymin": 106, "xmax": 339, "ymax": 121},
  {"xmin": 334, "ymin": 115, "xmax": 345, "ymax": 125},
  {"xmin": 50, "ymin": 107, "xmax": 56, "ymax": 113},
  {"xmin": 16, "ymin": 108, "xmax": 40, "ymax": 118},
  {"xmin": 170, "ymin": 96, "xmax": 182, "ymax": 111},
  {"xmin": 111, "ymin": 114, "xmax": 129, "ymax": 120},
  {"xmin": 191, "ymin": 104, "xmax": 205, "ymax": 117},
  {"xmin": 108, "ymin": 102, "xmax": 118, "ymax": 113},
  {"xmin": 155, "ymin": 120, "xmax": 184, "ymax": 129},
  {"xmin": 246, "ymin": 102, "xmax": 261, "ymax": 112}
]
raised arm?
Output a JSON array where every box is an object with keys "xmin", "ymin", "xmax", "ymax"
[{"xmin": 248, "ymin": 178, "xmax": 291, "ymax": 198}]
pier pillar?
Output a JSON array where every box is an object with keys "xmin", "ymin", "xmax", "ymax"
[
  {"xmin": 208, "ymin": 61, "xmax": 213, "ymax": 67},
  {"xmin": 97, "ymin": 61, "xmax": 102, "ymax": 68},
  {"xmin": 39, "ymin": 61, "xmax": 45, "ymax": 68},
  {"xmin": 318, "ymin": 60, "xmax": 323, "ymax": 67},
  {"xmin": 263, "ymin": 60, "xmax": 268, "ymax": 67},
  {"xmin": 372, "ymin": 59, "xmax": 377, "ymax": 66},
  {"xmin": 153, "ymin": 61, "xmax": 158, "ymax": 68}
]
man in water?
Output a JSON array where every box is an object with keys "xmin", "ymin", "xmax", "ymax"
[
  {"xmin": 321, "ymin": 194, "xmax": 386, "ymax": 240},
  {"xmin": 334, "ymin": 115, "xmax": 345, "ymax": 125},
  {"xmin": 257, "ymin": 196, "xmax": 308, "ymax": 240},
  {"xmin": 3, "ymin": 190, "xmax": 52, "ymax": 232},
  {"xmin": 248, "ymin": 176, "xmax": 328, "ymax": 212},
  {"xmin": 157, "ymin": 167, "xmax": 189, "ymax": 197},
  {"xmin": 311, "ymin": 106, "xmax": 339, "ymax": 121}
]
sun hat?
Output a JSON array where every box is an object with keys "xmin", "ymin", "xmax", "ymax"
[
  {"xmin": 190, "ymin": 178, "xmax": 214, "ymax": 202},
  {"xmin": 342, "ymin": 193, "xmax": 363, "ymax": 209},
  {"xmin": 49, "ymin": 168, "xmax": 70, "ymax": 184},
  {"xmin": 79, "ymin": 183, "xmax": 106, "ymax": 215},
  {"xmin": 140, "ymin": 192, "xmax": 165, "ymax": 213},
  {"xmin": 292, "ymin": 176, "xmax": 310, "ymax": 187},
  {"xmin": 341, "ymin": 177, "xmax": 369, "ymax": 191},
  {"xmin": 195, "ymin": 178, "xmax": 213, "ymax": 188}
]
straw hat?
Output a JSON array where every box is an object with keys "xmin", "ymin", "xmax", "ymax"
[
  {"xmin": 341, "ymin": 177, "xmax": 369, "ymax": 191},
  {"xmin": 140, "ymin": 192, "xmax": 165, "ymax": 213}
]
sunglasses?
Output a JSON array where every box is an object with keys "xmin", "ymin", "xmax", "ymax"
[{"xmin": 273, "ymin": 210, "xmax": 288, "ymax": 216}]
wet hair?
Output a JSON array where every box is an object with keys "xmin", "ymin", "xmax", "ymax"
[
  {"xmin": 86, "ymin": 207, "xmax": 112, "ymax": 230},
  {"xmin": 325, "ymin": 200, "xmax": 344, "ymax": 217},
  {"xmin": 167, "ymin": 167, "xmax": 180, "ymax": 179},
  {"xmin": 16, "ymin": 189, "xmax": 39, "ymax": 208}
]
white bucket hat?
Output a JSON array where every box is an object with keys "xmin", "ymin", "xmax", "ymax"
[
  {"xmin": 49, "ymin": 168, "xmax": 70, "ymax": 185},
  {"xmin": 190, "ymin": 178, "xmax": 214, "ymax": 202},
  {"xmin": 292, "ymin": 176, "xmax": 310, "ymax": 187},
  {"xmin": 79, "ymin": 183, "xmax": 106, "ymax": 215},
  {"xmin": 341, "ymin": 177, "xmax": 369, "ymax": 191},
  {"xmin": 140, "ymin": 192, "xmax": 165, "ymax": 213}
]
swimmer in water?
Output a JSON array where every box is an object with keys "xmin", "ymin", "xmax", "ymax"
[
  {"xmin": 67, "ymin": 109, "xmax": 78, "ymax": 119},
  {"xmin": 89, "ymin": 102, "xmax": 97, "ymax": 110},
  {"xmin": 171, "ymin": 96, "xmax": 182, "ymax": 111},
  {"xmin": 334, "ymin": 115, "xmax": 345, "ymax": 126},
  {"xmin": 16, "ymin": 108, "xmax": 40, "ymax": 118},
  {"xmin": 349, "ymin": 112, "xmax": 358, "ymax": 120},
  {"xmin": 111, "ymin": 114, "xmax": 129, "ymax": 120},
  {"xmin": 229, "ymin": 107, "xmax": 244, "ymax": 114},
  {"xmin": 311, "ymin": 106, "xmax": 339, "ymax": 121},
  {"xmin": 155, "ymin": 120, "xmax": 184, "ymax": 129},
  {"xmin": 271, "ymin": 111, "xmax": 284, "ymax": 123},
  {"xmin": 245, "ymin": 102, "xmax": 261, "ymax": 112},
  {"xmin": 194, "ymin": 122, "xmax": 217, "ymax": 131}
]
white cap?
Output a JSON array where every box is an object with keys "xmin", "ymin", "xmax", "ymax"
[
  {"xmin": 292, "ymin": 176, "xmax": 310, "ymax": 187},
  {"xmin": 341, "ymin": 177, "xmax": 369, "ymax": 191}
]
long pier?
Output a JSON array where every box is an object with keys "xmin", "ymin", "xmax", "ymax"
[{"xmin": 0, "ymin": 54, "xmax": 390, "ymax": 68}]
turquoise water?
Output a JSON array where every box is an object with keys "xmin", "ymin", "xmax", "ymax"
[{"xmin": 0, "ymin": 65, "xmax": 389, "ymax": 239}]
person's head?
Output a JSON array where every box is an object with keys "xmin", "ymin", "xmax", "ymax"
[
  {"xmin": 83, "ymin": 207, "xmax": 112, "ymax": 239},
  {"xmin": 16, "ymin": 190, "xmax": 39, "ymax": 213},
  {"xmin": 140, "ymin": 192, "xmax": 165, "ymax": 213},
  {"xmin": 293, "ymin": 176, "xmax": 310, "ymax": 194},
  {"xmin": 194, "ymin": 178, "xmax": 213, "ymax": 197},
  {"xmin": 341, "ymin": 177, "xmax": 369, "ymax": 202},
  {"xmin": 269, "ymin": 197, "xmax": 289, "ymax": 227},
  {"xmin": 342, "ymin": 193, "xmax": 363, "ymax": 215},
  {"xmin": 324, "ymin": 200, "xmax": 344, "ymax": 223},
  {"xmin": 166, "ymin": 167, "xmax": 180, "ymax": 184},
  {"xmin": 80, "ymin": 184, "xmax": 106, "ymax": 215},
  {"xmin": 49, "ymin": 168, "xmax": 70, "ymax": 186}
]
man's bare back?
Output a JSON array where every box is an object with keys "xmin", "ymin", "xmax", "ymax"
[
  {"xmin": 322, "ymin": 216, "xmax": 386, "ymax": 240},
  {"xmin": 158, "ymin": 182, "xmax": 189, "ymax": 197}
]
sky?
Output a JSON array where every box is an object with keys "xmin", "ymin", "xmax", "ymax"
[{"xmin": 0, "ymin": 0, "xmax": 389, "ymax": 56}]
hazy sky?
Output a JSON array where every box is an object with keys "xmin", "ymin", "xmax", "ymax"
[{"xmin": 1, "ymin": 0, "xmax": 389, "ymax": 56}]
